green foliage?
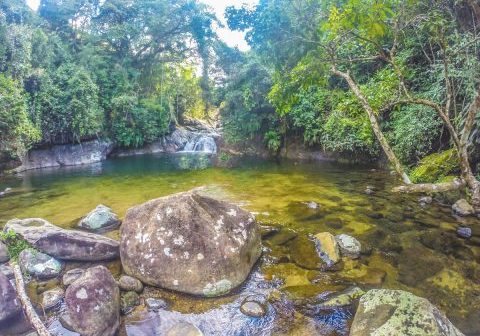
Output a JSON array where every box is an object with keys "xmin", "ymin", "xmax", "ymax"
[
  {"xmin": 264, "ymin": 130, "xmax": 281, "ymax": 153},
  {"xmin": 410, "ymin": 149, "xmax": 459, "ymax": 183},
  {"xmin": 0, "ymin": 230, "xmax": 32, "ymax": 260},
  {"xmin": 0, "ymin": 74, "xmax": 40, "ymax": 158}
]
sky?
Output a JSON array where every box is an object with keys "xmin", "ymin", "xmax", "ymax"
[{"xmin": 26, "ymin": 0, "xmax": 257, "ymax": 51}]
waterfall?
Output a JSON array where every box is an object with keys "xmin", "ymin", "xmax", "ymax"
[{"xmin": 182, "ymin": 135, "xmax": 217, "ymax": 154}]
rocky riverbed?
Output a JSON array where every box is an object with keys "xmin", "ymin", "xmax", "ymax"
[{"xmin": 0, "ymin": 187, "xmax": 471, "ymax": 336}]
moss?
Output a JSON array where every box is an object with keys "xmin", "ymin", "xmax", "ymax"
[{"xmin": 410, "ymin": 149, "xmax": 459, "ymax": 183}]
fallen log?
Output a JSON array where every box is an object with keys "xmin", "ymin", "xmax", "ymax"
[
  {"xmin": 392, "ymin": 178, "xmax": 465, "ymax": 194},
  {"xmin": 11, "ymin": 262, "xmax": 51, "ymax": 336}
]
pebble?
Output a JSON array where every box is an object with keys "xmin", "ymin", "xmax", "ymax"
[
  {"xmin": 42, "ymin": 287, "xmax": 64, "ymax": 310},
  {"xmin": 240, "ymin": 294, "xmax": 268, "ymax": 318},
  {"xmin": 457, "ymin": 227, "xmax": 472, "ymax": 239},
  {"xmin": 145, "ymin": 298, "xmax": 169, "ymax": 312}
]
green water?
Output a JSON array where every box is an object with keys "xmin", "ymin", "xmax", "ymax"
[{"xmin": 0, "ymin": 153, "xmax": 479, "ymax": 335}]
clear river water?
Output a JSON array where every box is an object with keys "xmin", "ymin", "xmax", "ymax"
[{"xmin": 0, "ymin": 153, "xmax": 479, "ymax": 335}]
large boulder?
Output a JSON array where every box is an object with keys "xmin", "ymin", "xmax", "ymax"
[
  {"xmin": 62, "ymin": 266, "xmax": 120, "ymax": 336},
  {"xmin": 350, "ymin": 289, "xmax": 464, "ymax": 336},
  {"xmin": 0, "ymin": 272, "xmax": 21, "ymax": 322},
  {"xmin": 4, "ymin": 218, "xmax": 119, "ymax": 261},
  {"xmin": 78, "ymin": 205, "xmax": 121, "ymax": 232},
  {"xmin": 120, "ymin": 190, "xmax": 261, "ymax": 296},
  {"xmin": 15, "ymin": 139, "xmax": 113, "ymax": 172}
]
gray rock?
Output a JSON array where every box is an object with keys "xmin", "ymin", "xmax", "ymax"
[
  {"xmin": 145, "ymin": 298, "xmax": 169, "ymax": 312},
  {"xmin": 19, "ymin": 249, "xmax": 63, "ymax": 279},
  {"xmin": 42, "ymin": 287, "xmax": 64, "ymax": 310},
  {"xmin": 240, "ymin": 294, "xmax": 268, "ymax": 317},
  {"xmin": 78, "ymin": 205, "xmax": 121, "ymax": 232},
  {"xmin": 452, "ymin": 199, "xmax": 475, "ymax": 216},
  {"xmin": 0, "ymin": 241, "xmax": 9, "ymax": 263},
  {"xmin": 166, "ymin": 322, "xmax": 203, "ymax": 336},
  {"xmin": 62, "ymin": 265, "xmax": 120, "ymax": 336},
  {"xmin": 121, "ymin": 291, "xmax": 140, "ymax": 315},
  {"xmin": 0, "ymin": 272, "xmax": 21, "ymax": 322},
  {"xmin": 419, "ymin": 196, "xmax": 433, "ymax": 204},
  {"xmin": 15, "ymin": 139, "xmax": 113, "ymax": 172},
  {"xmin": 63, "ymin": 268, "xmax": 86, "ymax": 286},
  {"xmin": 120, "ymin": 190, "xmax": 261, "ymax": 297},
  {"xmin": 0, "ymin": 265, "xmax": 13, "ymax": 279},
  {"xmin": 335, "ymin": 234, "xmax": 361, "ymax": 259},
  {"xmin": 4, "ymin": 218, "xmax": 119, "ymax": 261},
  {"xmin": 457, "ymin": 227, "xmax": 472, "ymax": 239},
  {"xmin": 118, "ymin": 275, "xmax": 143, "ymax": 293},
  {"xmin": 350, "ymin": 289, "xmax": 464, "ymax": 336}
]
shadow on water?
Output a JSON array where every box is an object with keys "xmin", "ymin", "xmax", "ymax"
[{"xmin": 0, "ymin": 153, "xmax": 479, "ymax": 335}]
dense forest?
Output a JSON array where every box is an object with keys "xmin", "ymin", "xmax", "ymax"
[{"xmin": 1, "ymin": 0, "xmax": 480, "ymax": 198}]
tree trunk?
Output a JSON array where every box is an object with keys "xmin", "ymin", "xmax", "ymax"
[
  {"xmin": 11, "ymin": 262, "xmax": 51, "ymax": 336},
  {"xmin": 332, "ymin": 66, "xmax": 412, "ymax": 184}
]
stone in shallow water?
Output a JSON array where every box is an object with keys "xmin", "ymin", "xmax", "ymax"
[
  {"xmin": 0, "ymin": 241, "xmax": 9, "ymax": 263},
  {"xmin": 4, "ymin": 218, "xmax": 119, "ymax": 261},
  {"xmin": 121, "ymin": 291, "xmax": 140, "ymax": 315},
  {"xmin": 314, "ymin": 232, "xmax": 340, "ymax": 265},
  {"xmin": 19, "ymin": 249, "xmax": 63, "ymax": 280},
  {"xmin": 145, "ymin": 298, "xmax": 169, "ymax": 311},
  {"xmin": 240, "ymin": 294, "xmax": 268, "ymax": 318},
  {"xmin": 118, "ymin": 275, "xmax": 143, "ymax": 293},
  {"xmin": 335, "ymin": 234, "xmax": 361, "ymax": 259},
  {"xmin": 457, "ymin": 227, "xmax": 472, "ymax": 239},
  {"xmin": 166, "ymin": 322, "xmax": 203, "ymax": 336},
  {"xmin": 120, "ymin": 190, "xmax": 261, "ymax": 296},
  {"xmin": 62, "ymin": 268, "xmax": 86, "ymax": 286},
  {"xmin": 419, "ymin": 196, "xmax": 433, "ymax": 204},
  {"xmin": 78, "ymin": 204, "xmax": 121, "ymax": 232},
  {"xmin": 452, "ymin": 199, "xmax": 475, "ymax": 216},
  {"xmin": 42, "ymin": 287, "xmax": 64, "ymax": 310},
  {"xmin": 350, "ymin": 289, "xmax": 464, "ymax": 336}
]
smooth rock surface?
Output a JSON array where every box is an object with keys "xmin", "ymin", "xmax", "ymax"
[
  {"xmin": 120, "ymin": 190, "xmax": 261, "ymax": 296},
  {"xmin": 314, "ymin": 232, "xmax": 340, "ymax": 265},
  {"xmin": 240, "ymin": 294, "xmax": 268, "ymax": 317},
  {"xmin": 0, "ymin": 272, "xmax": 21, "ymax": 322},
  {"xmin": 15, "ymin": 140, "xmax": 113, "ymax": 172},
  {"xmin": 62, "ymin": 268, "xmax": 86, "ymax": 286},
  {"xmin": 118, "ymin": 275, "xmax": 143, "ymax": 293},
  {"xmin": 0, "ymin": 241, "xmax": 9, "ymax": 263},
  {"xmin": 452, "ymin": 199, "xmax": 475, "ymax": 216},
  {"xmin": 19, "ymin": 249, "xmax": 63, "ymax": 279},
  {"xmin": 78, "ymin": 205, "xmax": 121, "ymax": 232},
  {"xmin": 42, "ymin": 287, "xmax": 64, "ymax": 310},
  {"xmin": 350, "ymin": 289, "xmax": 464, "ymax": 336},
  {"xmin": 62, "ymin": 265, "xmax": 120, "ymax": 336},
  {"xmin": 166, "ymin": 322, "xmax": 204, "ymax": 336},
  {"xmin": 4, "ymin": 218, "xmax": 119, "ymax": 261},
  {"xmin": 335, "ymin": 234, "xmax": 361, "ymax": 259}
]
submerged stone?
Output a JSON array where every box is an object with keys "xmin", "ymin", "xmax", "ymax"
[
  {"xmin": 350, "ymin": 289, "xmax": 464, "ymax": 336},
  {"xmin": 240, "ymin": 294, "xmax": 268, "ymax": 317},
  {"xmin": 121, "ymin": 291, "xmax": 140, "ymax": 315},
  {"xmin": 19, "ymin": 249, "xmax": 63, "ymax": 280},
  {"xmin": 120, "ymin": 190, "xmax": 261, "ymax": 296},
  {"xmin": 266, "ymin": 229, "xmax": 298, "ymax": 246},
  {"xmin": 289, "ymin": 236, "xmax": 331, "ymax": 270},
  {"xmin": 166, "ymin": 322, "xmax": 203, "ymax": 336},
  {"xmin": 78, "ymin": 204, "xmax": 121, "ymax": 232},
  {"xmin": 457, "ymin": 227, "xmax": 472, "ymax": 239},
  {"xmin": 145, "ymin": 298, "xmax": 169, "ymax": 312}
]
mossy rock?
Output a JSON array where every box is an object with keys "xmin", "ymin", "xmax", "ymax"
[{"xmin": 410, "ymin": 149, "xmax": 459, "ymax": 183}]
